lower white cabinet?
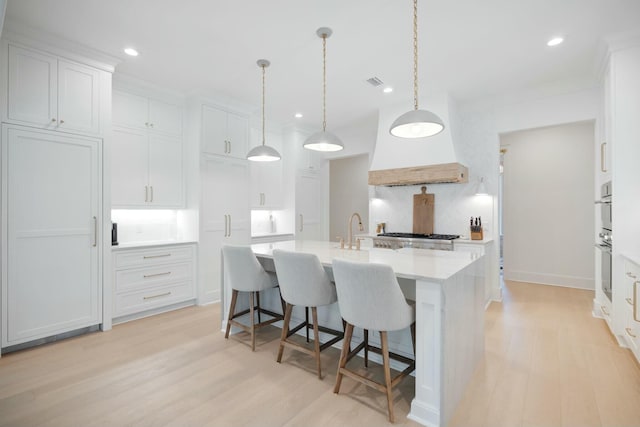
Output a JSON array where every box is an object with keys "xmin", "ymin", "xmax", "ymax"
[
  {"xmin": 622, "ymin": 257, "xmax": 640, "ymax": 362},
  {"xmin": 2, "ymin": 125, "xmax": 102, "ymax": 348},
  {"xmin": 112, "ymin": 243, "xmax": 197, "ymax": 320}
]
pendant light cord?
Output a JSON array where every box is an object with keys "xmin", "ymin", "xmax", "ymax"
[
  {"xmin": 261, "ymin": 64, "xmax": 266, "ymax": 146},
  {"xmin": 322, "ymin": 34, "xmax": 327, "ymax": 132},
  {"xmin": 413, "ymin": 0, "xmax": 419, "ymax": 111}
]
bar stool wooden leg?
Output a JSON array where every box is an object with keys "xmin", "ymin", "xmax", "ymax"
[
  {"xmin": 225, "ymin": 289, "xmax": 239, "ymax": 339},
  {"xmin": 311, "ymin": 307, "xmax": 322, "ymax": 378},
  {"xmin": 364, "ymin": 329, "xmax": 369, "ymax": 367},
  {"xmin": 380, "ymin": 331, "xmax": 394, "ymax": 423},
  {"xmin": 334, "ymin": 322, "xmax": 354, "ymax": 393},
  {"xmin": 277, "ymin": 303, "xmax": 293, "ymax": 363},
  {"xmin": 249, "ymin": 292, "xmax": 256, "ymax": 351}
]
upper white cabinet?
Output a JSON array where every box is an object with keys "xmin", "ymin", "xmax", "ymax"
[
  {"xmin": 113, "ymin": 90, "xmax": 182, "ymax": 136},
  {"xmin": 201, "ymin": 104, "xmax": 248, "ymax": 159},
  {"xmin": 6, "ymin": 44, "xmax": 101, "ymax": 136},
  {"xmin": 249, "ymin": 127, "xmax": 283, "ymax": 209},
  {"xmin": 111, "ymin": 89, "xmax": 184, "ymax": 208}
]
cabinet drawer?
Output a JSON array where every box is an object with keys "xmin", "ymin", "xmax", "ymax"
[
  {"xmin": 114, "ymin": 281, "xmax": 195, "ymax": 317},
  {"xmin": 115, "ymin": 262, "xmax": 192, "ymax": 292},
  {"xmin": 114, "ymin": 245, "xmax": 194, "ymax": 269}
]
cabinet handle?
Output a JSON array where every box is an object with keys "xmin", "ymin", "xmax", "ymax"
[
  {"xmin": 51, "ymin": 118, "xmax": 56, "ymax": 123},
  {"xmin": 224, "ymin": 214, "xmax": 228, "ymax": 237},
  {"xmin": 150, "ymin": 186, "xmax": 154, "ymax": 203},
  {"xmin": 627, "ymin": 272, "xmax": 637, "ymax": 279},
  {"xmin": 228, "ymin": 214, "xmax": 231, "ymax": 237},
  {"xmin": 143, "ymin": 291, "xmax": 171, "ymax": 300},
  {"xmin": 143, "ymin": 254, "xmax": 171, "ymax": 259},
  {"xmin": 92, "ymin": 216, "xmax": 97, "ymax": 247},
  {"xmin": 634, "ymin": 281, "xmax": 639, "ymax": 323},
  {"xmin": 145, "ymin": 186, "xmax": 149, "ymax": 202},
  {"xmin": 143, "ymin": 271, "xmax": 172, "ymax": 278},
  {"xmin": 299, "ymin": 214, "xmax": 303, "ymax": 232},
  {"xmin": 145, "ymin": 122, "xmax": 149, "ymax": 127},
  {"xmin": 59, "ymin": 119, "xmax": 64, "ymax": 124},
  {"xmin": 227, "ymin": 140, "xmax": 231, "ymax": 154},
  {"xmin": 601, "ymin": 305, "xmax": 610, "ymax": 316},
  {"xmin": 601, "ymin": 142, "xmax": 607, "ymax": 173},
  {"xmin": 150, "ymin": 123, "xmax": 154, "ymax": 128},
  {"xmin": 626, "ymin": 327, "xmax": 637, "ymax": 339}
]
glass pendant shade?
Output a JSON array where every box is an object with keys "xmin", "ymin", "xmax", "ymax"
[
  {"xmin": 389, "ymin": 109, "xmax": 445, "ymax": 138},
  {"xmin": 247, "ymin": 144, "xmax": 281, "ymax": 161},
  {"xmin": 303, "ymin": 130, "xmax": 344, "ymax": 152},
  {"xmin": 247, "ymin": 59, "xmax": 281, "ymax": 162}
]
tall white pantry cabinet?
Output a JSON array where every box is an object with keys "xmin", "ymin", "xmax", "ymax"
[{"xmin": 0, "ymin": 35, "xmax": 114, "ymax": 353}]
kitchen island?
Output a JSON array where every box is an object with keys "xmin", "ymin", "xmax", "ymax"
[{"xmin": 222, "ymin": 240, "xmax": 485, "ymax": 427}]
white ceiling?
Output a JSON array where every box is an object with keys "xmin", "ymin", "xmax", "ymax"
[{"xmin": 6, "ymin": 0, "xmax": 640, "ymax": 130}]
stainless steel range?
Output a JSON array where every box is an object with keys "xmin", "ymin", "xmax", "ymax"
[{"xmin": 373, "ymin": 233, "xmax": 460, "ymax": 250}]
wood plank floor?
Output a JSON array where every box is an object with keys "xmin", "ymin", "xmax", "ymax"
[{"xmin": 1, "ymin": 280, "xmax": 639, "ymax": 426}]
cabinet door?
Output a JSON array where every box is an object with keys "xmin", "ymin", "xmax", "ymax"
[
  {"xmin": 201, "ymin": 105, "xmax": 228, "ymax": 156},
  {"xmin": 2, "ymin": 126, "xmax": 101, "ymax": 346},
  {"xmin": 148, "ymin": 134, "xmax": 183, "ymax": 207},
  {"xmin": 226, "ymin": 159, "xmax": 250, "ymax": 240},
  {"xmin": 57, "ymin": 60, "xmax": 100, "ymax": 135},
  {"xmin": 111, "ymin": 127, "xmax": 149, "ymax": 207},
  {"xmin": 112, "ymin": 90, "xmax": 148, "ymax": 130},
  {"xmin": 149, "ymin": 99, "xmax": 182, "ymax": 136},
  {"xmin": 226, "ymin": 112, "xmax": 248, "ymax": 159},
  {"xmin": 7, "ymin": 45, "xmax": 57, "ymax": 128},
  {"xmin": 295, "ymin": 170, "xmax": 323, "ymax": 240}
]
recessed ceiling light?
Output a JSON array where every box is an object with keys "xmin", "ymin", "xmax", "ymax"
[
  {"xmin": 124, "ymin": 47, "xmax": 139, "ymax": 57},
  {"xmin": 547, "ymin": 37, "xmax": 564, "ymax": 47},
  {"xmin": 383, "ymin": 87, "xmax": 393, "ymax": 93},
  {"xmin": 294, "ymin": 113, "xmax": 303, "ymax": 118}
]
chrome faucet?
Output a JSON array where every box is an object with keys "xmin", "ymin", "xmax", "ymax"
[{"xmin": 347, "ymin": 212, "xmax": 364, "ymax": 250}]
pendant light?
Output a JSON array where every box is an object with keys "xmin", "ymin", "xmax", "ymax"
[
  {"xmin": 247, "ymin": 59, "xmax": 281, "ymax": 162},
  {"xmin": 303, "ymin": 27, "xmax": 344, "ymax": 152},
  {"xmin": 389, "ymin": 0, "xmax": 445, "ymax": 139}
]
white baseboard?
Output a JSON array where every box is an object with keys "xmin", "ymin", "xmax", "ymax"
[{"xmin": 504, "ymin": 270, "xmax": 594, "ymax": 290}]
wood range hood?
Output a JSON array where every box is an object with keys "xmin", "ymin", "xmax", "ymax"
[{"xmin": 368, "ymin": 162, "xmax": 469, "ymax": 186}]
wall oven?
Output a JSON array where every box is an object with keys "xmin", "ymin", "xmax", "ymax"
[{"xmin": 595, "ymin": 181, "xmax": 612, "ymax": 301}]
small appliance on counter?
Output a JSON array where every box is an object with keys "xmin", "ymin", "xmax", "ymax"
[
  {"xmin": 111, "ymin": 222, "xmax": 119, "ymax": 246},
  {"xmin": 470, "ymin": 217, "xmax": 483, "ymax": 240}
]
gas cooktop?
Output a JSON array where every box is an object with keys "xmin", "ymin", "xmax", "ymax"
[{"xmin": 377, "ymin": 233, "xmax": 460, "ymax": 240}]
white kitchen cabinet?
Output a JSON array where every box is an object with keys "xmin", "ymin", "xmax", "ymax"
[
  {"xmin": 249, "ymin": 128, "xmax": 283, "ymax": 209},
  {"xmin": 1, "ymin": 125, "xmax": 102, "ymax": 347},
  {"xmin": 201, "ymin": 104, "xmax": 248, "ymax": 159},
  {"xmin": 6, "ymin": 44, "xmax": 101, "ymax": 136},
  {"xmin": 112, "ymin": 90, "xmax": 182, "ymax": 136},
  {"xmin": 295, "ymin": 169, "xmax": 323, "ymax": 240},
  {"xmin": 112, "ymin": 243, "xmax": 196, "ymax": 321},
  {"xmin": 200, "ymin": 155, "xmax": 250, "ymax": 304}
]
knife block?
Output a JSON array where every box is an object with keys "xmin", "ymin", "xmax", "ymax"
[{"xmin": 470, "ymin": 228, "xmax": 483, "ymax": 240}]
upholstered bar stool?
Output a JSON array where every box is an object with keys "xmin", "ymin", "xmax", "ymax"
[
  {"xmin": 272, "ymin": 249, "xmax": 345, "ymax": 379},
  {"xmin": 222, "ymin": 245, "xmax": 285, "ymax": 351},
  {"xmin": 332, "ymin": 258, "xmax": 416, "ymax": 423}
]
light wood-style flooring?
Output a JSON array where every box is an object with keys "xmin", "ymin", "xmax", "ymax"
[{"xmin": 1, "ymin": 281, "xmax": 639, "ymax": 426}]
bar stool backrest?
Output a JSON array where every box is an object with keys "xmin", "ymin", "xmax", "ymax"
[
  {"xmin": 273, "ymin": 249, "xmax": 337, "ymax": 307},
  {"xmin": 332, "ymin": 258, "xmax": 414, "ymax": 332},
  {"xmin": 222, "ymin": 245, "xmax": 275, "ymax": 292}
]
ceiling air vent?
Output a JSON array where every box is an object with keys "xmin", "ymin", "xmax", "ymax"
[{"xmin": 366, "ymin": 77, "xmax": 384, "ymax": 87}]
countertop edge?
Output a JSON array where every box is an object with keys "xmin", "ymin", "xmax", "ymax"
[{"xmin": 112, "ymin": 240, "xmax": 198, "ymax": 251}]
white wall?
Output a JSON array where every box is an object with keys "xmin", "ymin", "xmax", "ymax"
[
  {"xmin": 501, "ymin": 121, "xmax": 595, "ymax": 289},
  {"xmin": 330, "ymin": 155, "xmax": 369, "ymax": 242}
]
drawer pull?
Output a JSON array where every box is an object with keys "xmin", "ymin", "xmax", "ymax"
[
  {"xmin": 143, "ymin": 291, "xmax": 171, "ymax": 300},
  {"xmin": 634, "ymin": 281, "xmax": 639, "ymax": 323},
  {"xmin": 625, "ymin": 327, "xmax": 637, "ymax": 339},
  {"xmin": 626, "ymin": 297, "xmax": 633, "ymax": 306},
  {"xmin": 144, "ymin": 254, "xmax": 171, "ymax": 259},
  {"xmin": 601, "ymin": 305, "xmax": 610, "ymax": 316},
  {"xmin": 627, "ymin": 272, "xmax": 637, "ymax": 279},
  {"xmin": 143, "ymin": 272, "xmax": 171, "ymax": 278}
]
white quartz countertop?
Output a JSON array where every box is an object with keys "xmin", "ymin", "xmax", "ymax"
[
  {"xmin": 112, "ymin": 240, "xmax": 197, "ymax": 250},
  {"xmin": 251, "ymin": 240, "xmax": 481, "ymax": 282}
]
